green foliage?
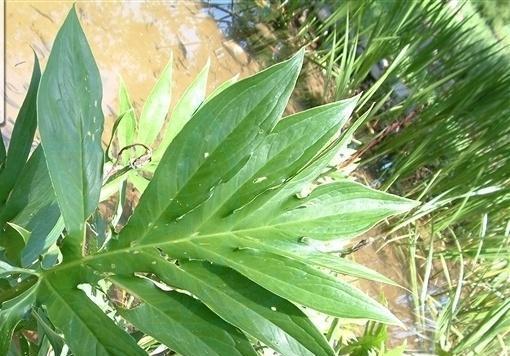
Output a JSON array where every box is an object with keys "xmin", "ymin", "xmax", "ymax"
[
  {"xmin": 471, "ymin": 0, "xmax": 510, "ymax": 45},
  {"xmin": 404, "ymin": 219, "xmax": 510, "ymax": 354},
  {"xmin": 37, "ymin": 7, "xmax": 104, "ymax": 259},
  {"xmin": 0, "ymin": 54, "xmax": 40, "ymax": 208},
  {"xmin": 338, "ymin": 321, "xmax": 388, "ymax": 356},
  {"xmin": 136, "ymin": 55, "xmax": 173, "ymax": 147},
  {"xmin": 257, "ymin": 0, "xmax": 510, "ymax": 352},
  {"xmin": 274, "ymin": 0, "xmax": 510, "ymax": 232},
  {"xmin": 0, "ymin": 7, "xmax": 418, "ymax": 355}
]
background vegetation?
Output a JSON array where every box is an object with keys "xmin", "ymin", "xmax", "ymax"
[{"xmin": 224, "ymin": 0, "xmax": 510, "ymax": 353}]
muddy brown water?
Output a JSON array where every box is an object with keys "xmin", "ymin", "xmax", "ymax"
[
  {"xmin": 3, "ymin": 1, "xmax": 259, "ymax": 145},
  {"xmin": 3, "ymin": 0, "xmax": 418, "ymax": 351}
]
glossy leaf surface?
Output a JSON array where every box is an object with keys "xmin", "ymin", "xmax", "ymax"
[
  {"xmin": 157, "ymin": 259, "xmax": 334, "ymax": 356},
  {"xmin": 37, "ymin": 7, "xmax": 104, "ymax": 256}
]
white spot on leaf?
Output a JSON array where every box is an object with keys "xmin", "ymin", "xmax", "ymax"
[{"xmin": 253, "ymin": 176, "xmax": 267, "ymax": 184}]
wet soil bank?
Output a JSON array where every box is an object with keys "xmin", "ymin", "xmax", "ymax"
[{"xmin": 3, "ymin": 1, "xmax": 259, "ymax": 145}]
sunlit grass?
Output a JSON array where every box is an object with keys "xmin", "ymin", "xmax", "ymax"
[{"xmin": 262, "ymin": 0, "xmax": 510, "ymax": 352}]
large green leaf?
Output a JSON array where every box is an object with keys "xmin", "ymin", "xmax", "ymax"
[
  {"xmin": 2, "ymin": 8, "xmax": 419, "ymax": 354},
  {"xmin": 156, "ymin": 259, "xmax": 334, "ymax": 356},
  {"xmin": 93, "ymin": 51, "xmax": 410, "ymax": 326},
  {"xmin": 111, "ymin": 275, "xmax": 256, "ymax": 356},
  {"xmin": 100, "ymin": 252, "xmax": 334, "ymax": 356},
  {"xmin": 38, "ymin": 275, "xmax": 144, "ymax": 356},
  {"xmin": 37, "ymin": 7, "xmax": 104, "ymax": 257},
  {"xmin": 0, "ymin": 54, "xmax": 40, "ymax": 207},
  {"xmin": 104, "ymin": 91, "xmax": 411, "ymax": 325},
  {"xmin": 56, "ymin": 258, "xmax": 333, "ymax": 356},
  {"xmin": 112, "ymin": 57, "xmax": 411, "ymax": 325},
  {"xmin": 118, "ymin": 49, "xmax": 304, "ymax": 247}
]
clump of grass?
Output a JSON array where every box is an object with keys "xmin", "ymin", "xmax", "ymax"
[{"xmin": 403, "ymin": 217, "xmax": 510, "ymax": 354}]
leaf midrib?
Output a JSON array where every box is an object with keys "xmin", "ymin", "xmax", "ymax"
[
  {"xmin": 46, "ymin": 226, "xmax": 278, "ymax": 274},
  {"xmin": 46, "ymin": 189, "xmax": 409, "ymax": 276}
]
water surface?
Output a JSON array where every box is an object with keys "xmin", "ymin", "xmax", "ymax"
[{"xmin": 3, "ymin": 1, "xmax": 259, "ymax": 144}]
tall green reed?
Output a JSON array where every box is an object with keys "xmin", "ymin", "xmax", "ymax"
[{"xmin": 261, "ymin": 0, "xmax": 510, "ymax": 352}]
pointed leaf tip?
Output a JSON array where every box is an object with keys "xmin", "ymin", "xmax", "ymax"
[
  {"xmin": 289, "ymin": 48, "xmax": 305, "ymax": 70},
  {"xmin": 67, "ymin": 4, "xmax": 79, "ymax": 22},
  {"xmin": 37, "ymin": 1, "xmax": 104, "ymax": 258}
]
